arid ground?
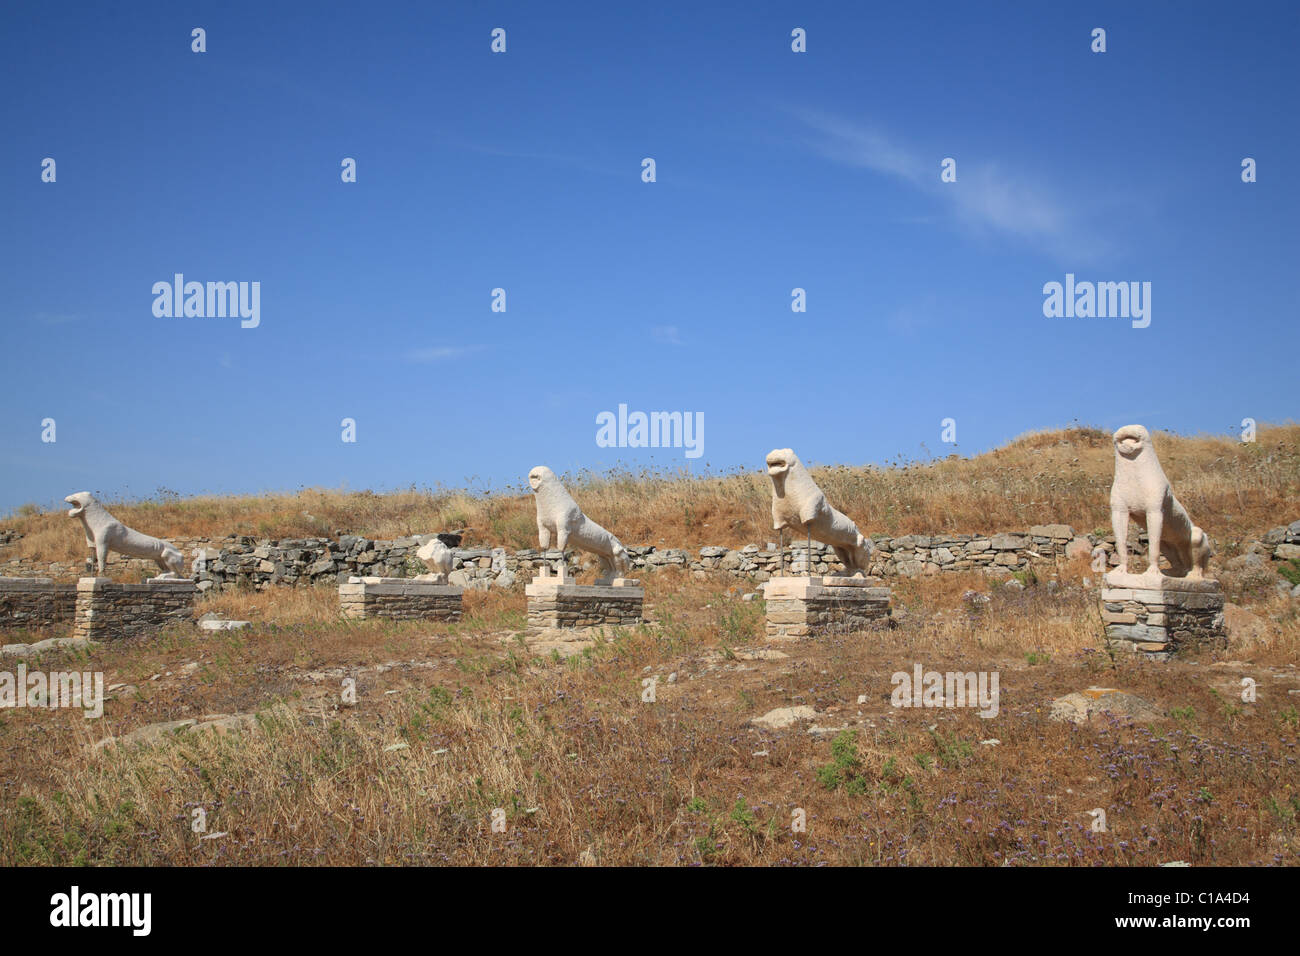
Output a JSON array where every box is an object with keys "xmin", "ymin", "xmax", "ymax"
[{"xmin": 1, "ymin": 425, "xmax": 1297, "ymax": 866}]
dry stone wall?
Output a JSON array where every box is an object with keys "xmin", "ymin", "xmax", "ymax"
[
  {"xmin": 2, "ymin": 520, "xmax": 1297, "ymax": 593},
  {"xmin": 0, "ymin": 578, "xmax": 76, "ymax": 629},
  {"xmin": 1262, "ymin": 521, "xmax": 1300, "ymax": 563}
]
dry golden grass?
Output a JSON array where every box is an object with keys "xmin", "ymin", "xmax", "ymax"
[
  {"xmin": 6, "ymin": 424, "xmax": 1298, "ymax": 568},
  {"xmin": 2, "ymin": 427, "xmax": 1298, "ymax": 866},
  {"xmin": 1, "ymin": 566, "xmax": 1297, "ymax": 866}
]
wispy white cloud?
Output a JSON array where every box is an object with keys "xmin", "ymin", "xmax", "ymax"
[
  {"xmin": 789, "ymin": 108, "xmax": 1098, "ymax": 259},
  {"xmin": 405, "ymin": 345, "xmax": 485, "ymax": 363},
  {"xmin": 795, "ymin": 111, "xmax": 922, "ymax": 184},
  {"xmin": 652, "ymin": 325, "xmax": 683, "ymax": 345}
]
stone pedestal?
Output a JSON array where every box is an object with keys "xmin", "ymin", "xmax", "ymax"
[
  {"xmin": 1101, "ymin": 572, "xmax": 1227, "ymax": 659},
  {"xmin": 338, "ymin": 577, "xmax": 463, "ymax": 622},
  {"xmin": 73, "ymin": 577, "xmax": 197, "ymax": 641},
  {"xmin": 761, "ymin": 575, "xmax": 892, "ymax": 638},
  {"xmin": 0, "ymin": 577, "xmax": 77, "ymax": 629},
  {"xmin": 525, "ymin": 573, "xmax": 644, "ymax": 628}
]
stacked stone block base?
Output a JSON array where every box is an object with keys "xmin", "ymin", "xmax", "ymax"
[
  {"xmin": 761, "ymin": 575, "xmax": 892, "ymax": 638},
  {"xmin": 0, "ymin": 577, "xmax": 77, "ymax": 629},
  {"xmin": 73, "ymin": 577, "xmax": 197, "ymax": 641},
  {"xmin": 338, "ymin": 577, "xmax": 463, "ymax": 621},
  {"xmin": 525, "ymin": 575, "xmax": 644, "ymax": 628},
  {"xmin": 1101, "ymin": 573, "xmax": 1226, "ymax": 660}
]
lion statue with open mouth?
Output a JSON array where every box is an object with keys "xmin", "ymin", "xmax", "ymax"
[{"xmin": 65, "ymin": 492, "xmax": 185, "ymax": 577}]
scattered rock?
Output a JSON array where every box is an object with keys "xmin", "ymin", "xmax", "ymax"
[
  {"xmin": 1226, "ymin": 552, "xmax": 1267, "ymax": 571},
  {"xmin": 1222, "ymin": 552, "xmax": 1276, "ymax": 591},
  {"xmin": 92, "ymin": 718, "xmax": 198, "ymax": 750},
  {"xmin": 192, "ymin": 713, "xmax": 258, "ymax": 735},
  {"xmin": 751, "ymin": 705, "xmax": 819, "ymax": 729},
  {"xmin": 1065, "ymin": 537, "xmax": 1093, "ymax": 561},
  {"xmin": 198, "ymin": 618, "xmax": 251, "ymax": 631},
  {"xmin": 1049, "ymin": 687, "xmax": 1163, "ymax": 726},
  {"xmin": 1, "ymin": 637, "xmax": 96, "ymax": 658},
  {"xmin": 807, "ymin": 723, "xmax": 850, "ymax": 735}
]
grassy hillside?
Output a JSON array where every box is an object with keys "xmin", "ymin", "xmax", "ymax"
[{"xmin": 6, "ymin": 424, "xmax": 1298, "ymax": 566}]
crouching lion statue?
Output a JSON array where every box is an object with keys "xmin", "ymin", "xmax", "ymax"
[
  {"xmin": 766, "ymin": 448, "xmax": 874, "ymax": 575},
  {"xmin": 65, "ymin": 492, "xmax": 186, "ymax": 577},
  {"xmin": 528, "ymin": 466, "xmax": 631, "ymax": 580},
  {"xmin": 1108, "ymin": 425, "xmax": 1213, "ymax": 580}
]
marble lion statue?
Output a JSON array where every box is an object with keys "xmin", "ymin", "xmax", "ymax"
[
  {"xmin": 765, "ymin": 448, "xmax": 874, "ymax": 575},
  {"xmin": 65, "ymin": 492, "xmax": 185, "ymax": 577},
  {"xmin": 1108, "ymin": 425, "xmax": 1213, "ymax": 580},
  {"xmin": 528, "ymin": 466, "xmax": 630, "ymax": 579}
]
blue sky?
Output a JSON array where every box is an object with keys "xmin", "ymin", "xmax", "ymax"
[{"xmin": 2, "ymin": 1, "xmax": 1296, "ymax": 512}]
